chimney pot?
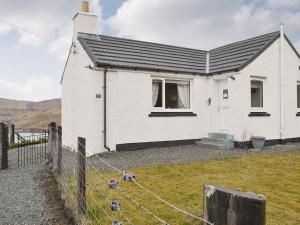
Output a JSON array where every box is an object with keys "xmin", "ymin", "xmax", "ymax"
[{"xmin": 81, "ymin": 1, "xmax": 90, "ymax": 13}]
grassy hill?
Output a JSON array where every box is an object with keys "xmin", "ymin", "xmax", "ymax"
[{"xmin": 0, "ymin": 98, "xmax": 61, "ymax": 131}]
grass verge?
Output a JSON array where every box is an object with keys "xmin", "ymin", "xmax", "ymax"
[
  {"xmin": 61, "ymin": 152, "xmax": 300, "ymax": 225},
  {"xmin": 9, "ymin": 138, "xmax": 47, "ymax": 149}
]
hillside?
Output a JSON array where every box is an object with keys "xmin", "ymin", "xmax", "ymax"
[{"xmin": 0, "ymin": 98, "xmax": 61, "ymax": 131}]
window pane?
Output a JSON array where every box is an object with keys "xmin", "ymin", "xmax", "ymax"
[
  {"xmin": 165, "ymin": 81, "xmax": 190, "ymax": 109},
  {"xmin": 178, "ymin": 83, "xmax": 190, "ymax": 108},
  {"xmin": 165, "ymin": 83, "xmax": 178, "ymax": 108},
  {"xmin": 152, "ymin": 80, "xmax": 162, "ymax": 107},
  {"xmin": 251, "ymin": 80, "xmax": 263, "ymax": 107},
  {"xmin": 297, "ymin": 84, "xmax": 300, "ymax": 108}
]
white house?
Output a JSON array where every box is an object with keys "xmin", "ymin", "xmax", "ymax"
[{"xmin": 61, "ymin": 2, "xmax": 300, "ymax": 154}]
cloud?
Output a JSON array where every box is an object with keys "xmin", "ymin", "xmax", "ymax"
[
  {"xmin": 266, "ymin": 0, "xmax": 300, "ymax": 8},
  {"xmin": 107, "ymin": 0, "xmax": 300, "ymax": 50},
  {"xmin": 0, "ymin": 0, "xmax": 102, "ymax": 61},
  {"xmin": 0, "ymin": 76, "xmax": 60, "ymax": 101}
]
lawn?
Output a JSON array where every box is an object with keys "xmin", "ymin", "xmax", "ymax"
[{"xmin": 61, "ymin": 152, "xmax": 300, "ymax": 225}]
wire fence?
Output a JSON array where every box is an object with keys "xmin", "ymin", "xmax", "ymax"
[{"xmin": 47, "ymin": 123, "xmax": 214, "ymax": 225}]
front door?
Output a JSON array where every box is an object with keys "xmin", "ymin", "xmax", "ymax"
[{"xmin": 217, "ymin": 79, "xmax": 229, "ymax": 131}]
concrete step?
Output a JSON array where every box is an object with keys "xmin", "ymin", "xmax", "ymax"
[
  {"xmin": 208, "ymin": 132, "xmax": 234, "ymax": 140},
  {"xmin": 201, "ymin": 137, "xmax": 234, "ymax": 147},
  {"xmin": 196, "ymin": 141, "xmax": 232, "ymax": 150},
  {"xmin": 196, "ymin": 132, "xmax": 235, "ymax": 150}
]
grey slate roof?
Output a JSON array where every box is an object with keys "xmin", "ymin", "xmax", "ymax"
[
  {"xmin": 78, "ymin": 33, "xmax": 207, "ymax": 74},
  {"xmin": 209, "ymin": 31, "xmax": 280, "ymax": 73},
  {"xmin": 78, "ymin": 31, "xmax": 293, "ymax": 75}
]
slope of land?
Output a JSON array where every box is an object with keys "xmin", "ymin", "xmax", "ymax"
[{"xmin": 0, "ymin": 98, "xmax": 61, "ymax": 131}]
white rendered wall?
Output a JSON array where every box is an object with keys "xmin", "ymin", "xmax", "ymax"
[
  {"xmin": 227, "ymin": 38, "xmax": 300, "ymax": 141},
  {"xmin": 61, "ymin": 44, "xmax": 104, "ymax": 155},
  {"xmin": 105, "ymin": 70, "xmax": 224, "ymax": 150}
]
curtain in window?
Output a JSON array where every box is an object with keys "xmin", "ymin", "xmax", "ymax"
[
  {"xmin": 177, "ymin": 83, "xmax": 190, "ymax": 108},
  {"xmin": 152, "ymin": 82, "xmax": 160, "ymax": 107}
]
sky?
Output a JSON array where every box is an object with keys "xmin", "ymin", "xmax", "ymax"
[{"xmin": 0, "ymin": 0, "xmax": 299, "ymax": 101}]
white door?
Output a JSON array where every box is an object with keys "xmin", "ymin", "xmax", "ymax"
[{"xmin": 217, "ymin": 79, "xmax": 229, "ymax": 131}]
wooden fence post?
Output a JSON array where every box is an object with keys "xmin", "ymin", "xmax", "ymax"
[
  {"xmin": 10, "ymin": 124, "xmax": 15, "ymax": 144},
  {"xmin": 203, "ymin": 184, "xmax": 266, "ymax": 225},
  {"xmin": 48, "ymin": 122, "xmax": 56, "ymax": 168},
  {"xmin": 57, "ymin": 126, "xmax": 62, "ymax": 175},
  {"xmin": 0, "ymin": 122, "xmax": 9, "ymax": 170},
  {"xmin": 77, "ymin": 137, "xmax": 86, "ymax": 214}
]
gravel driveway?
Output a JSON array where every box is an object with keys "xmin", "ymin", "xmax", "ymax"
[
  {"xmin": 0, "ymin": 146, "xmax": 72, "ymax": 225},
  {"xmin": 89, "ymin": 142, "xmax": 300, "ymax": 170}
]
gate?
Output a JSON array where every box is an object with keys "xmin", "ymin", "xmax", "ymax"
[{"xmin": 16, "ymin": 131, "xmax": 48, "ymax": 166}]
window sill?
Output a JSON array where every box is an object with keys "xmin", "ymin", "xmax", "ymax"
[
  {"xmin": 149, "ymin": 112, "xmax": 197, "ymax": 117},
  {"xmin": 248, "ymin": 112, "xmax": 271, "ymax": 117},
  {"xmin": 296, "ymin": 112, "xmax": 300, "ymax": 116}
]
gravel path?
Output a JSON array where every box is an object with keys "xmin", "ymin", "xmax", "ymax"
[
  {"xmin": 89, "ymin": 142, "xmax": 300, "ymax": 170},
  {"xmin": 0, "ymin": 165, "xmax": 47, "ymax": 225},
  {"xmin": 0, "ymin": 146, "xmax": 72, "ymax": 225}
]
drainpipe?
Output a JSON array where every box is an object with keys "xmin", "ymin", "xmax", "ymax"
[
  {"xmin": 206, "ymin": 51, "xmax": 210, "ymax": 74},
  {"xmin": 103, "ymin": 68, "xmax": 111, "ymax": 151},
  {"xmin": 279, "ymin": 23, "xmax": 284, "ymax": 140}
]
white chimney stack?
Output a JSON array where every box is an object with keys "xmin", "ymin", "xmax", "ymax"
[{"xmin": 73, "ymin": 1, "xmax": 98, "ymax": 41}]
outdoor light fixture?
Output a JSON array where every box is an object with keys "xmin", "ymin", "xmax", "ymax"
[{"xmin": 85, "ymin": 65, "xmax": 93, "ymax": 69}]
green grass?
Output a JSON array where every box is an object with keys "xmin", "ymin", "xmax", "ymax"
[
  {"xmin": 61, "ymin": 152, "xmax": 300, "ymax": 225},
  {"xmin": 9, "ymin": 137, "xmax": 48, "ymax": 149}
]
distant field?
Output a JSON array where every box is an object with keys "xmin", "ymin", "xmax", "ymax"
[
  {"xmin": 61, "ymin": 152, "xmax": 300, "ymax": 225},
  {"xmin": 0, "ymin": 98, "xmax": 60, "ymax": 131}
]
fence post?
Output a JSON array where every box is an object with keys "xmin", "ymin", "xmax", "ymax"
[
  {"xmin": 57, "ymin": 126, "xmax": 62, "ymax": 175},
  {"xmin": 48, "ymin": 122, "xmax": 56, "ymax": 168},
  {"xmin": 77, "ymin": 137, "xmax": 86, "ymax": 214},
  {"xmin": 203, "ymin": 184, "xmax": 266, "ymax": 225},
  {"xmin": 0, "ymin": 122, "xmax": 9, "ymax": 170},
  {"xmin": 10, "ymin": 124, "xmax": 15, "ymax": 144}
]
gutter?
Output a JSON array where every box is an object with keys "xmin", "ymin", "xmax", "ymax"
[{"xmin": 103, "ymin": 67, "xmax": 111, "ymax": 151}]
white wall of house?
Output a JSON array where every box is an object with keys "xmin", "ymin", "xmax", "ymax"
[
  {"xmin": 227, "ymin": 37, "xmax": 300, "ymax": 141},
  {"xmin": 105, "ymin": 70, "xmax": 209, "ymax": 150},
  {"xmin": 61, "ymin": 44, "xmax": 104, "ymax": 155}
]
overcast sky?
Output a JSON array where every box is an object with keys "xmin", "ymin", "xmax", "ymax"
[{"xmin": 0, "ymin": 0, "xmax": 299, "ymax": 101}]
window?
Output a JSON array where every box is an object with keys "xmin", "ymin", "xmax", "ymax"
[
  {"xmin": 251, "ymin": 80, "xmax": 263, "ymax": 108},
  {"xmin": 297, "ymin": 83, "xmax": 300, "ymax": 108},
  {"xmin": 152, "ymin": 79, "xmax": 190, "ymax": 109}
]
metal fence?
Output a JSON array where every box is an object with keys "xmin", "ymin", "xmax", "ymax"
[
  {"xmin": 47, "ymin": 122, "xmax": 215, "ymax": 225},
  {"xmin": 0, "ymin": 122, "xmax": 48, "ymax": 169},
  {"xmin": 16, "ymin": 131, "xmax": 48, "ymax": 167}
]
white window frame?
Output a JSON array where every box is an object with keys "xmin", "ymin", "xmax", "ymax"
[
  {"xmin": 152, "ymin": 77, "xmax": 193, "ymax": 112},
  {"xmin": 250, "ymin": 76, "xmax": 266, "ymax": 111}
]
